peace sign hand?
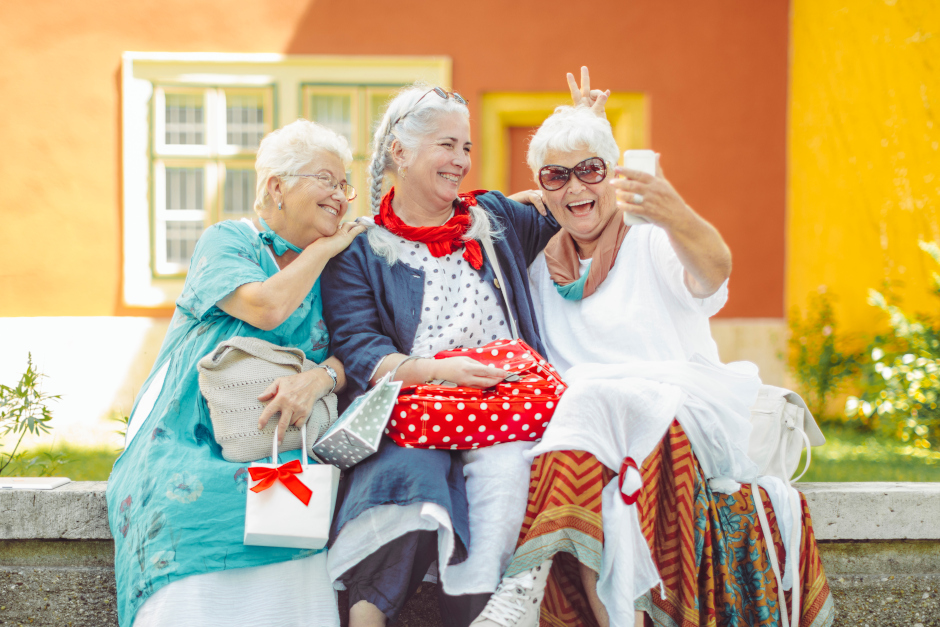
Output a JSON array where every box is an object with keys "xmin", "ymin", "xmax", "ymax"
[{"xmin": 567, "ymin": 66, "xmax": 610, "ymax": 118}]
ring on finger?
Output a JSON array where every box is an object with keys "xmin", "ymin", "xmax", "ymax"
[{"xmin": 631, "ymin": 193, "xmax": 644, "ymax": 205}]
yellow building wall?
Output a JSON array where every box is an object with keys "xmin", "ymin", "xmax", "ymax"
[
  {"xmin": 788, "ymin": 1, "xmax": 940, "ymax": 333},
  {"xmin": 0, "ymin": 0, "xmax": 310, "ymax": 316}
]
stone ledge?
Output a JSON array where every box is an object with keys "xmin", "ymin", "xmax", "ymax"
[
  {"xmin": 4, "ymin": 482, "xmax": 940, "ymax": 542},
  {"xmin": 800, "ymin": 482, "xmax": 940, "ymax": 541},
  {"xmin": 0, "ymin": 481, "xmax": 109, "ymax": 540}
]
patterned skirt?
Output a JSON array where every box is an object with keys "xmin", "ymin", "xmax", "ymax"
[{"xmin": 508, "ymin": 421, "xmax": 836, "ymax": 627}]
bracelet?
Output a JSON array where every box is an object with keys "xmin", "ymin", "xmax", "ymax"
[{"xmin": 316, "ymin": 364, "xmax": 338, "ymax": 395}]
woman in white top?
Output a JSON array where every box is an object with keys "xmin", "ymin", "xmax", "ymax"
[{"xmin": 471, "ymin": 104, "xmax": 834, "ymax": 627}]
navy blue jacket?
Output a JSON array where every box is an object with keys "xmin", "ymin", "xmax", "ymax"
[{"xmin": 322, "ymin": 191, "xmax": 559, "ymax": 399}]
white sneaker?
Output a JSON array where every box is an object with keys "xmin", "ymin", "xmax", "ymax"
[{"xmin": 470, "ymin": 559, "xmax": 553, "ymax": 627}]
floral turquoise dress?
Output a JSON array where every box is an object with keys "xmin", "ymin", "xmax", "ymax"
[{"xmin": 106, "ymin": 219, "xmax": 331, "ymax": 626}]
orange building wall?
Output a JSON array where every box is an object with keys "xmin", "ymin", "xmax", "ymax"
[{"xmin": 0, "ymin": 0, "xmax": 789, "ymax": 319}]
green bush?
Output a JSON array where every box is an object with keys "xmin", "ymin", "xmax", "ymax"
[
  {"xmin": 0, "ymin": 354, "xmax": 62, "ymax": 476},
  {"xmin": 845, "ymin": 241, "xmax": 940, "ymax": 451},
  {"xmin": 786, "ymin": 289, "xmax": 864, "ymax": 420}
]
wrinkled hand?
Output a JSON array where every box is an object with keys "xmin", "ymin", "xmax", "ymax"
[
  {"xmin": 316, "ymin": 220, "xmax": 367, "ymax": 258},
  {"xmin": 507, "ymin": 189, "xmax": 548, "ymax": 217},
  {"xmin": 432, "ymin": 356, "xmax": 508, "ymax": 389},
  {"xmin": 610, "ymin": 159, "xmax": 692, "ymax": 229},
  {"xmin": 567, "ymin": 66, "xmax": 609, "ymax": 118},
  {"xmin": 258, "ymin": 369, "xmax": 333, "ymax": 443}
]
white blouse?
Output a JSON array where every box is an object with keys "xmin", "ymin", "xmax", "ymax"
[
  {"xmin": 396, "ymin": 238, "xmax": 510, "ymax": 356},
  {"xmin": 528, "ymin": 223, "xmax": 728, "ymax": 376}
]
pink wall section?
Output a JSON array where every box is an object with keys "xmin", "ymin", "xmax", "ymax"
[{"xmin": 0, "ymin": 0, "xmax": 789, "ymax": 318}]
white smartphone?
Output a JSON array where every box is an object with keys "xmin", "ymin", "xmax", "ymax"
[{"xmin": 620, "ymin": 150, "xmax": 657, "ymax": 225}]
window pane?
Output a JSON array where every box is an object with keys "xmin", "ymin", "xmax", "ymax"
[
  {"xmin": 165, "ymin": 221, "xmax": 204, "ymax": 266},
  {"xmin": 310, "ymin": 94, "xmax": 352, "ymax": 145},
  {"xmin": 224, "ymin": 169, "xmax": 256, "ymax": 216},
  {"xmin": 370, "ymin": 93, "xmax": 391, "ymax": 139},
  {"xmin": 165, "ymin": 167, "xmax": 204, "ymax": 210},
  {"xmin": 165, "ymin": 93, "xmax": 205, "ymax": 145},
  {"xmin": 226, "ymin": 93, "xmax": 266, "ymax": 148}
]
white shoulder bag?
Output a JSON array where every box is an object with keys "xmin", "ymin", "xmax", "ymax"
[{"xmin": 748, "ymin": 385, "xmax": 826, "ymax": 627}]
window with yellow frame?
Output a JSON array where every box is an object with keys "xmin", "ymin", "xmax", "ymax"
[
  {"xmin": 152, "ymin": 86, "xmax": 274, "ymax": 276},
  {"xmin": 301, "ymin": 85, "xmax": 402, "ymax": 218},
  {"xmin": 123, "ymin": 53, "xmax": 451, "ymax": 308}
]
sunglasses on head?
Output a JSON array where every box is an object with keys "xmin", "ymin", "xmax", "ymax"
[
  {"xmin": 393, "ymin": 87, "xmax": 469, "ymax": 127},
  {"xmin": 538, "ymin": 157, "xmax": 608, "ymax": 191}
]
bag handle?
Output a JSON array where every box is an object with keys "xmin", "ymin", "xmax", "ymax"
[
  {"xmin": 788, "ymin": 427, "xmax": 813, "ymax": 484},
  {"xmin": 481, "ymin": 236, "xmax": 520, "ymax": 341},
  {"xmin": 752, "ymin": 484, "xmax": 801, "ymax": 627},
  {"xmin": 208, "ymin": 337, "xmax": 307, "ymax": 373},
  {"xmin": 271, "ymin": 424, "xmax": 309, "ymax": 468}
]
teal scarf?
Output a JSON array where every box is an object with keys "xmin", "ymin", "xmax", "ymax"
[
  {"xmin": 555, "ymin": 261, "xmax": 591, "ymax": 301},
  {"xmin": 258, "ymin": 217, "xmax": 303, "ymax": 256}
]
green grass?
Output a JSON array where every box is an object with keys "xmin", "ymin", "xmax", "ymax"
[
  {"xmin": 1, "ymin": 445, "xmax": 121, "ymax": 481},
  {"xmin": 2, "ymin": 426, "xmax": 940, "ymax": 483},
  {"xmin": 796, "ymin": 424, "xmax": 940, "ymax": 483}
]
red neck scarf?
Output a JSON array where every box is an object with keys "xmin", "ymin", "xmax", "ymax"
[{"xmin": 375, "ymin": 187, "xmax": 486, "ymax": 270}]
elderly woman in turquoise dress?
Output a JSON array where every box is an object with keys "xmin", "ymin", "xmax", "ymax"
[{"xmin": 106, "ymin": 120, "xmax": 366, "ymax": 627}]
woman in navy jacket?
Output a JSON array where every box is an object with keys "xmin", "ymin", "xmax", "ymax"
[{"xmin": 320, "ymin": 83, "xmax": 562, "ymax": 627}]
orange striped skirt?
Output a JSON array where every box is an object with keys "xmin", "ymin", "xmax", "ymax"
[{"xmin": 504, "ymin": 421, "xmax": 835, "ymax": 627}]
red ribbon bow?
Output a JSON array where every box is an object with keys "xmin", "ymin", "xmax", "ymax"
[
  {"xmin": 374, "ymin": 187, "xmax": 486, "ymax": 270},
  {"xmin": 248, "ymin": 459, "xmax": 312, "ymax": 506}
]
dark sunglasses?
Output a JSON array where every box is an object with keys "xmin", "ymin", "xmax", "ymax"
[
  {"xmin": 538, "ymin": 157, "xmax": 608, "ymax": 191},
  {"xmin": 393, "ymin": 87, "xmax": 468, "ymax": 127}
]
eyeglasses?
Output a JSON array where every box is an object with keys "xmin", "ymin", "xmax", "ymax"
[
  {"xmin": 393, "ymin": 87, "xmax": 469, "ymax": 127},
  {"xmin": 286, "ymin": 173, "xmax": 357, "ymax": 201},
  {"xmin": 538, "ymin": 157, "xmax": 608, "ymax": 191}
]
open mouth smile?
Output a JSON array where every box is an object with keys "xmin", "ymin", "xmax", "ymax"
[
  {"xmin": 566, "ymin": 199, "xmax": 595, "ymax": 217},
  {"xmin": 320, "ymin": 205, "xmax": 340, "ymax": 216},
  {"xmin": 439, "ymin": 172, "xmax": 460, "ymax": 184}
]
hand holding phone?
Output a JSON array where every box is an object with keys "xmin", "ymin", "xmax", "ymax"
[{"xmin": 620, "ymin": 150, "xmax": 657, "ymax": 225}]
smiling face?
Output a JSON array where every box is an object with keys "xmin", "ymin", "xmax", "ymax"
[
  {"xmin": 398, "ymin": 111, "xmax": 472, "ymax": 213},
  {"xmin": 280, "ymin": 148, "xmax": 349, "ymax": 242},
  {"xmin": 539, "ymin": 147, "xmax": 618, "ymax": 253}
]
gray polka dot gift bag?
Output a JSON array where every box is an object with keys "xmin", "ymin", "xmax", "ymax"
[{"xmin": 312, "ymin": 372, "xmax": 403, "ymax": 470}]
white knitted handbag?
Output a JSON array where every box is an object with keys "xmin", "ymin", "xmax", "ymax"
[{"xmin": 197, "ymin": 336, "xmax": 338, "ymax": 463}]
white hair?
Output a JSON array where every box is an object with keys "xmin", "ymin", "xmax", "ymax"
[
  {"xmin": 526, "ymin": 105, "xmax": 620, "ymax": 175},
  {"xmin": 254, "ymin": 119, "xmax": 353, "ymax": 212},
  {"xmin": 366, "ymin": 83, "xmax": 500, "ymax": 265}
]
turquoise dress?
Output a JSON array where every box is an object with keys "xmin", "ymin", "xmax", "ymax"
[{"xmin": 106, "ymin": 220, "xmax": 330, "ymax": 627}]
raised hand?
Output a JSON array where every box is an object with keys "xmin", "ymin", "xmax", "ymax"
[
  {"xmin": 317, "ymin": 219, "xmax": 367, "ymax": 258},
  {"xmin": 567, "ymin": 66, "xmax": 610, "ymax": 118},
  {"xmin": 610, "ymin": 160, "xmax": 691, "ymax": 229},
  {"xmin": 507, "ymin": 189, "xmax": 549, "ymax": 217}
]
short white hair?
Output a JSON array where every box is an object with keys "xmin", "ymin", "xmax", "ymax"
[
  {"xmin": 254, "ymin": 119, "xmax": 353, "ymax": 212},
  {"xmin": 526, "ymin": 106, "xmax": 620, "ymax": 175}
]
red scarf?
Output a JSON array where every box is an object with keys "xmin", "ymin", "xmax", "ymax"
[{"xmin": 375, "ymin": 187, "xmax": 486, "ymax": 270}]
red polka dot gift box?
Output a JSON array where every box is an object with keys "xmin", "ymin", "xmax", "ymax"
[{"xmin": 386, "ymin": 339, "xmax": 567, "ymax": 450}]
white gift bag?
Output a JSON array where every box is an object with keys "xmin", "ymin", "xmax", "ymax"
[{"xmin": 244, "ymin": 428, "xmax": 340, "ymax": 550}]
